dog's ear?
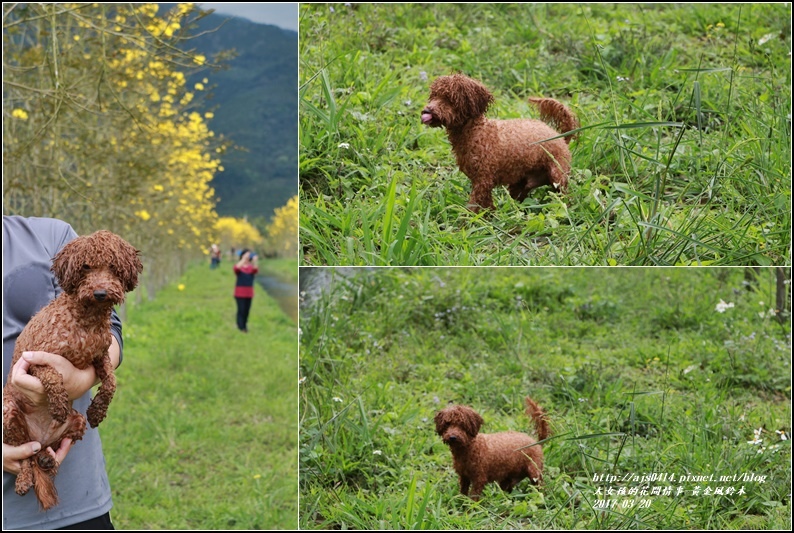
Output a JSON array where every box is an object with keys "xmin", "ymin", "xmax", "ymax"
[
  {"xmin": 51, "ymin": 237, "xmax": 86, "ymax": 294},
  {"xmin": 460, "ymin": 406, "xmax": 484, "ymax": 437},
  {"xmin": 115, "ymin": 239, "xmax": 143, "ymax": 293},
  {"xmin": 453, "ymin": 75, "xmax": 494, "ymax": 121},
  {"xmin": 433, "ymin": 410, "xmax": 447, "ymax": 435}
]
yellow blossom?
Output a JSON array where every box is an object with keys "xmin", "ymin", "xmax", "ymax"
[
  {"xmin": 177, "ymin": 3, "xmax": 194, "ymax": 16},
  {"xmin": 11, "ymin": 109, "xmax": 29, "ymax": 120}
]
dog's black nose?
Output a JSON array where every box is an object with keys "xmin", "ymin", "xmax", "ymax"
[
  {"xmin": 93, "ymin": 290, "xmax": 107, "ymax": 301},
  {"xmin": 447, "ymin": 435, "xmax": 458, "ymax": 443}
]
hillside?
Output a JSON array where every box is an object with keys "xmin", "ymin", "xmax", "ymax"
[{"xmin": 165, "ymin": 4, "xmax": 298, "ymax": 221}]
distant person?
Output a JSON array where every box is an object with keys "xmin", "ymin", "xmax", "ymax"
[
  {"xmin": 233, "ymin": 249, "xmax": 258, "ymax": 333},
  {"xmin": 210, "ymin": 244, "xmax": 221, "ymax": 269}
]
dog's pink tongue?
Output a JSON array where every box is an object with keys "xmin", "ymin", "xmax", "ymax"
[{"xmin": 421, "ymin": 112, "xmax": 433, "ymax": 124}]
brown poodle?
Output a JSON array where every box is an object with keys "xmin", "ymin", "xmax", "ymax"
[
  {"xmin": 3, "ymin": 230, "xmax": 142, "ymax": 510},
  {"xmin": 421, "ymin": 74, "xmax": 578, "ymax": 211},
  {"xmin": 434, "ymin": 396, "xmax": 550, "ymax": 500}
]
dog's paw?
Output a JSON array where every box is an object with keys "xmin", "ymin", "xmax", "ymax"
[
  {"xmin": 34, "ymin": 450, "xmax": 59, "ymax": 473},
  {"xmin": 85, "ymin": 403, "xmax": 107, "ymax": 428},
  {"xmin": 14, "ymin": 460, "xmax": 35, "ymax": 496}
]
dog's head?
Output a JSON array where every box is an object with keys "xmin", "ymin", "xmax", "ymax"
[
  {"xmin": 52, "ymin": 230, "xmax": 143, "ymax": 304},
  {"xmin": 421, "ymin": 74, "xmax": 494, "ymax": 129},
  {"xmin": 434, "ymin": 404, "xmax": 484, "ymax": 448}
]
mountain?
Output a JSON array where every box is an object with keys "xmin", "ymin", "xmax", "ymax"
[{"xmin": 164, "ymin": 4, "xmax": 297, "ymax": 221}]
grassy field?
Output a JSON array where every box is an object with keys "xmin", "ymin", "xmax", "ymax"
[
  {"xmin": 102, "ymin": 262, "xmax": 298, "ymax": 529},
  {"xmin": 299, "ymin": 267, "xmax": 791, "ymax": 529},
  {"xmin": 259, "ymin": 257, "xmax": 300, "ymax": 285},
  {"xmin": 299, "ymin": 3, "xmax": 791, "ymax": 266}
]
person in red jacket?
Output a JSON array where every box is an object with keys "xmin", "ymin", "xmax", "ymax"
[{"xmin": 233, "ymin": 249, "xmax": 258, "ymax": 332}]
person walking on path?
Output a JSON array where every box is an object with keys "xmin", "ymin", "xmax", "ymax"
[
  {"xmin": 209, "ymin": 244, "xmax": 221, "ymax": 269},
  {"xmin": 233, "ymin": 249, "xmax": 258, "ymax": 332}
]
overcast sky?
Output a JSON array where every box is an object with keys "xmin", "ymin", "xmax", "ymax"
[{"xmin": 198, "ymin": 3, "xmax": 298, "ymax": 31}]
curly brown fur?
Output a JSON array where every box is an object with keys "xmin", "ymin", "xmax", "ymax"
[
  {"xmin": 421, "ymin": 74, "xmax": 578, "ymax": 212},
  {"xmin": 434, "ymin": 396, "xmax": 550, "ymax": 500},
  {"xmin": 2, "ymin": 230, "xmax": 142, "ymax": 510}
]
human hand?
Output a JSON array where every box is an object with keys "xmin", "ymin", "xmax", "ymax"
[
  {"xmin": 11, "ymin": 351, "xmax": 97, "ymax": 405},
  {"xmin": 2, "ymin": 438, "xmax": 73, "ymax": 475}
]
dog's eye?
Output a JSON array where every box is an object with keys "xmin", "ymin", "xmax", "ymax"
[{"xmin": 82, "ymin": 264, "xmax": 91, "ymax": 271}]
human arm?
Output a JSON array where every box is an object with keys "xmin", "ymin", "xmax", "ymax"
[
  {"xmin": 236, "ymin": 251, "xmax": 250, "ymax": 268},
  {"xmin": 2, "ymin": 335, "xmax": 121, "ymax": 474},
  {"xmin": 10, "ymin": 335, "xmax": 121, "ymax": 404}
]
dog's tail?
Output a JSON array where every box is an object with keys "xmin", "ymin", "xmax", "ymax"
[
  {"xmin": 528, "ymin": 97, "xmax": 579, "ymax": 145},
  {"xmin": 525, "ymin": 396, "xmax": 551, "ymax": 442},
  {"xmin": 32, "ymin": 451, "xmax": 59, "ymax": 510}
]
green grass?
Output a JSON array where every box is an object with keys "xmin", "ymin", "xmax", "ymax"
[
  {"xmin": 102, "ymin": 263, "xmax": 298, "ymax": 529},
  {"xmin": 259, "ymin": 257, "xmax": 299, "ymax": 285},
  {"xmin": 299, "ymin": 267, "xmax": 791, "ymax": 529},
  {"xmin": 299, "ymin": 3, "xmax": 791, "ymax": 265}
]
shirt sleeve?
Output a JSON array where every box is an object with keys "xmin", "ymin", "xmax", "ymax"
[{"xmin": 110, "ymin": 309, "xmax": 123, "ymax": 367}]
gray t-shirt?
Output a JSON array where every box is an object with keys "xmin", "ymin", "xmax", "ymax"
[{"xmin": 3, "ymin": 216, "xmax": 122, "ymax": 529}]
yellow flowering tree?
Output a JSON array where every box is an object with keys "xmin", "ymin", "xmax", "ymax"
[
  {"xmin": 265, "ymin": 195, "xmax": 298, "ymax": 258},
  {"xmin": 215, "ymin": 217, "xmax": 264, "ymax": 253},
  {"xmin": 2, "ymin": 2, "xmax": 224, "ymax": 297}
]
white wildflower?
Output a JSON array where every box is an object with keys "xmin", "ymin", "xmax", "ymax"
[
  {"xmin": 758, "ymin": 32, "xmax": 776, "ymax": 46},
  {"xmin": 748, "ymin": 427, "xmax": 763, "ymax": 446},
  {"xmin": 715, "ymin": 299, "xmax": 735, "ymax": 313}
]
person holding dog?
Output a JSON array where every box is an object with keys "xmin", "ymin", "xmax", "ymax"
[{"xmin": 2, "ymin": 215, "xmax": 122, "ymax": 530}]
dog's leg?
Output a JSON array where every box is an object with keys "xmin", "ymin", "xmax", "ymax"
[
  {"xmin": 508, "ymin": 180, "xmax": 529, "ymax": 202},
  {"xmin": 27, "ymin": 364, "xmax": 70, "ymax": 424},
  {"xmin": 468, "ymin": 179, "xmax": 496, "ymax": 212},
  {"xmin": 459, "ymin": 475, "xmax": 471, "ymax": 496},
  {"xmin": 540, "ymin": 150, "xmax": 570, "ymax": 194},
  {"xmin": 2, "ymin": 389, "xmax": 28, "ymax": 443},
  {"xmin": 519, "ymin": 173, "xmax": 552, "ymax": 198},
  {"xmin": 499, "ymin": 477, "xmax": 521, "ymax": 493},
  {"xmin": 86, "ymin": 351, "xmax": 116, "ymax": 428},
  {"xmin": 468, "ymin": 478, "xmax": 487, "ymax": 501},
  {"xmin": 15, "ymin": 457, "xmax": 35, "ymax": 496},
  {"xmin": 3, "ymin": 391, "xmax": 37, "ymax": 497},
  {"xmin": 527, "ymin": 458, "xmax": 544, "ymax": 485},
  {"xmin": 548, "ymin": 164, "xmax": 569, "ymax": 194},
  {"xmin": 63, "ymin": 409, "xmax": 87, "ymax": 442}
]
